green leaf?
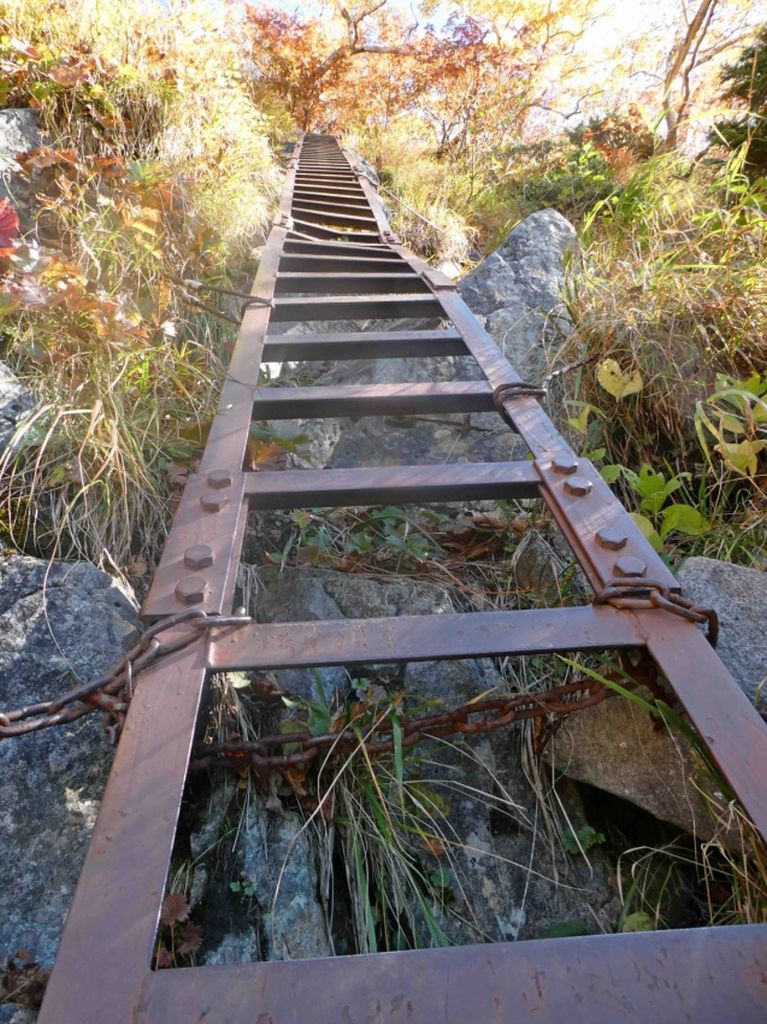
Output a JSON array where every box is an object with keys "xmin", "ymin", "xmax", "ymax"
[
  {"xmin": 659, "ymin": 503, "xmax": 709, "ymax": 540},
  {"xmin": 622, "ymin": 912, "xmax": 654, "ymax": 933},
  {"xmin": 629, "ymin": 512, "xmax": 663, "ymax": 552},
  {"xmin": 429, "ymin": 867, "xmax": 453, "ymax": 890},
  {"xmin": 600, "ymin": 464, "xmax": 622, "ymax": 484},
  {"xmin": 566, "ymin": 404, "xmax": 592, "ymax": 435},
  {"xmin": 597, "ymin": 358, "xmax": 643, "ymax": 399}
]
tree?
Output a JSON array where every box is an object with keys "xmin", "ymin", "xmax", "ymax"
[{"xmin": 712, "ymin": 26, "xmax": 767, "ymax": 170}]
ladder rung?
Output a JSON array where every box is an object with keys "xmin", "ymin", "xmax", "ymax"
[
  {"xmin": 291, "ymin": 197, "xmax": 372, "ymax": 215},
  {"xmin": 283, "ymin": 239, "xmax": 400, "ymax": 259},
  {"xmin": 262, "ymin": 328, "xmax": 467, "ymax": 361},
  {"xmin": 209, "ymin": 605, "xmax": 639, "ymax": 671},
  {"xmin": 274, "ymin": 272, "xmax": 428, "ymax": 295},
  {"xmin": 291, "ymin": 218, "xmax": 380, "ymax": 242},
  {"xmin": 292, "ymin": 206, "xmax": 378, "ymax": 227},
  {"xmin": 278, "ymin": 254, "xmax": 410, "ymax": 273},
  {"xmin": 251, "ymin": 381, "xmax": 495, "ymax": 418},
  {"xmin": 294, "ymin": 186, "xmax": 366, "ymax": 200},
  {"xmin": 245, "ymin": 460, "xmax": 537, "ymax": 508},
  {"xmin": 271, "ymin": 293, "xmax": 444, "ymax": 321}
]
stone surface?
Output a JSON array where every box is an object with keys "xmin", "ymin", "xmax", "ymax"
[
  {"xmin": 678, "ymin": 556, "xmax": 767, "ymax": 707},
  {"xmin": 0, "ymin": 1007, "xmax": 38, "ymax": 1024},
  {"xmin": 544, "ymin": 688, "xmax": 719, "ymax": 839},
  {"xmin": 0, "ymin": 362, "xmax": 34, "ymax": 455},
  {"xmin": 0, "ymin": 109, "xmax": 41, "ymax": 220},
  {"xmin": 545, "ymin": 556, "xmax": 767, "ymax": 838},
  {"xmin": 240, "ymin": 804, "xmax": 332, "ymax": 960},
  {"xmin": 459, "ymin": 208, "xmax": 578, "ymax": 381},
  {"xmin": 0, "ymin": 555, "xmax": 139, "ymax": 968}
]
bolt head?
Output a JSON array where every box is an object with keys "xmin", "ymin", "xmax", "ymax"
[
  {"xmin": 596, "ymin": 527, "xmax": 628, "ymax": 551},
  {"xmin": 200, "ymin": 491, "xmax": 230, "ymax": 512},
  {"xmin": 551, "ymin": 454, "xmax": 579, "ymax": 475},
  {"xmin": 184, "ymin": 544, "xmax": 214, "ymax": 570},
  {"xmin": 208, "ymin": 469, "xmax": 233, "ymax": 489},
  {"xmin": 175, "ymin": 575, "xmax": 209, "ymax": 605},
  {"xmin": 564, "ymin": 475, "xmax": 593, "ymax": 497},
  {"xmin": 614, "ymin": 556, "xmax": 647, "ymax": 578}
]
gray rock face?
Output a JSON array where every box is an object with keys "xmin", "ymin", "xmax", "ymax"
[
  {"xmin": 459, "ymin": 208, "xmax": 577, "ymax": 380},
  {"xmin": 0, "ymin": 362, "xmax": 34, "ymax": 455},
  {"xmin": 240, "ymin": 804, "xmax": 332, "ymax": 960},
  {"xmin": 678, "ymin": 556, "xmax": 767, "ymax": 707},
  {"xmin": 545, "ymin": 556, "xmax": 766, "ymax": 838},
  {"xmin": 244, "ymin": 565, "xmax": 617, "ymax": 946},
  {"xmin": 0, "ymin": 555, "xmax": 139, "ymax": 969},
  {"xmin": 0, "ymin": 109, "xmax": 41, "ymax": 218}
]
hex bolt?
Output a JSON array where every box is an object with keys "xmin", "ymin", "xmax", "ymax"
[
  {"xmin": 551, "ymin": 454, "xmax": 579, "ymax": 475},
  {"xmin": 614, "ymin": 556, "xmax": 647, "ymax": 578},
  {"xmin": 184, "ymin": 544, "xmax": 214, "ymax": 570},
  {"xmin": 200, "ymin": 491, "xmax": 230, "ymax": 512},
  {"xmin": 175, "ymin": 575, "xmax": 209, "ymax": 605},
  {"xmin": 207, "ymin": 469, "xmax": 233, "ymax": 489},
  {"xmin": 596, "ymin": 527, "xmax": 628, "ymax": 551},
  {"xmin": 563, "ymin": 475, "xmax": 592, "ymax": 496}
]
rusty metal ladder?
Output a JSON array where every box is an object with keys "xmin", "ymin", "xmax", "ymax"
[{"xmin": 38, "ymin": 133, "xmax": 767, "ymax": 1023}]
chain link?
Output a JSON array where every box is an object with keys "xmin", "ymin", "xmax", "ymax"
[
  {"xmin": 0, "ymin": 611, "xmax": 251, "ymax": 742},
  {"xmin": 593, "ymin": 578, "xmax": 718, "ymax": 646},
  {"xmin": 191, "ymin": 675, "xmax": 616, "ymax": 780}
]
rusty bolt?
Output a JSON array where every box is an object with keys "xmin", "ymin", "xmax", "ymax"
[
  {"xmin": 564, "ymin": 475, "xmax": 593, "ymax": 496},
  {"xmin": 596, "ymin": 527, "xmax": 628, "ymax": 551},
  {"xmin": 200, "ymin": 491, "xmax": 230, "ymax": 512},
  {"xmin": 175, "ymin": 575, "xmax": 209, "ymax": 605},
  {"xmin": 184, "ymin": 544, "xmax": 214, "ymax": 570},
  {"xmin": 207, "ymin": 469, "xmax": 233, "ymax": 489},
  {"xmin": 614, "ymin": 556, "xmax": 647, "ymax": 577},
  {"xmin": 551, "ymin": 454, "xmax": 578, "ymax": 475}
]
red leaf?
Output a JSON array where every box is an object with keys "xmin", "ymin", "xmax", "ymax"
[
  {"xmin": 155, "ymin": 946, "xmax": 173, "ymax": 969},
  {"xmin": 160, "ymin": 892, "xmax": 190, "ymax": 926},
  {"xmin": 0, "ymin": 199, "xmax": 20, "ymax": 254},
  {"xmin": 177, "ymin": 921, "xmax": 203, "ymax": 956}
]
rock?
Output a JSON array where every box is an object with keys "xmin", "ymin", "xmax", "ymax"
[
  {"xmin": 0, "ymin": 1007, "xmax": 38, "ymax": 1024},
  {"xmin": 543, "ymin": 687, "xmax": 719, "ymax": 839},
  {"xmin": 241, "ymin": 566, "xmax": 617, "ymax": 945},
  {"xmin": 400, "ymin": 659, "xmax": 617, "ymax": 945},
  {"xmin": 677, "ymin": 556, "xmax": 767, "ymax": 708},
  {"xmin": 459, "ymin": 208, "xmax": 578, "ymax": 381},
  {"xmin": 240, "ymin": 804, "xmax": 332, "ymax": 960},
  {"xmin": 0, "ymin": 109, "xmax": 41, "ymax": 223},
  {"xmin": 0, "ymin": 555, "xmax": 140, "ymax": 968},
  {"xmin": 545, "ymin": 556, "xmax": 767, "ymax": 838},
  {"xmin": 203, "ymin": 927, "xmax": 261, "ymax": 966},
  {"xmin": 0, "ymin": 362, "xmax": 34, "ymax": 454}
]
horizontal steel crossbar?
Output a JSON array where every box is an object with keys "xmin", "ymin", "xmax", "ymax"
[{"xmin": 37, "ymin": 131, "xmax": 767, "ymax": 1024}]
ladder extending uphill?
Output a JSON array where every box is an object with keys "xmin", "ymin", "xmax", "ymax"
[{"xmin": 38, "ymin": 134, "xmax": 767, "ymax": 1022}]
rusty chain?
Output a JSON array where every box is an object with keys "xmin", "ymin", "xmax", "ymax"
[
  {"xmin": 594, "ymin": 578, "xmax": 718, "ymax": 646},
  {"xmin": 0, "ymin": 610, "xmax": 251, "ymax": 743},
  {"xmin": 190, "ymin": 674, "xmax": 618, "ymax": 780}
]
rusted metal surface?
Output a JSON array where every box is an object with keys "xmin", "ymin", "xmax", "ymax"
[{"xmin": 34, "ymin": 132, "xmax": 767, "ymax": 1023}]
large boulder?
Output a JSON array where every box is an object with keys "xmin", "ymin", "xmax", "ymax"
[
  {"xmin": 459, "ymin": 208, "xmax": 578, "ymax": 381},
  {"xmin": 544, "ymin": 557, "xmax": 766, "ymax": 838},
  {"xmin": 0, "ymin": 555, "xmax": 139, "ymax": 971}
]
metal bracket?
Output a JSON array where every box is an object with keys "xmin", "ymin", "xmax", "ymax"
[{"xmin": 421, "ymin": 266, "xmax": 457, "ymax": 291}]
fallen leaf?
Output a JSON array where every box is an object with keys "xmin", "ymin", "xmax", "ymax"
[
  {"xmin": 160, "ymin": 892, "xmax": 190, "ymax": 926},
  {"xmin": 177, "ymin": 921, "xmax": 203, "ymax": 956}
]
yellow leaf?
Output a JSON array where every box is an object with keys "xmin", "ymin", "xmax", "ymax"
[
  {"xmin": 715, "ymin": 439, "xmax": 767, "ymax": 477},
  {"xmin": 597, "ymin": 359, "xmax": 643, "ymax": 400}
]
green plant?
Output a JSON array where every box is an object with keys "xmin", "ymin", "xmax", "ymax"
[{"xmin": 562, "ymin": 824, "xmax": 606, "ymax": 855}]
